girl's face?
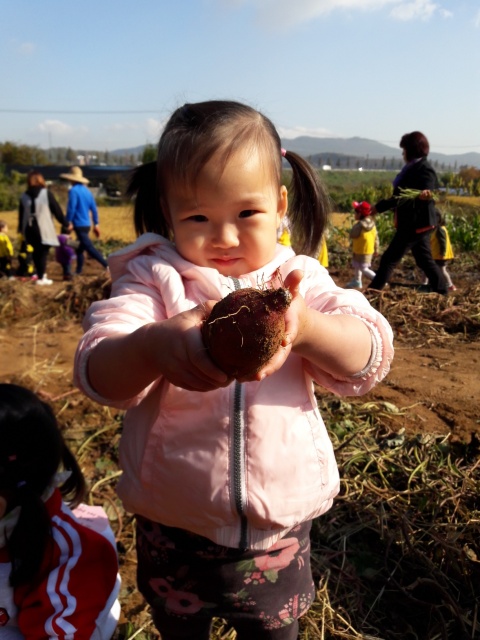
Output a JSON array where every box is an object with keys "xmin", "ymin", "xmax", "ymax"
[{"xmin": 164, "ymin": 147, "xmax": 288, "ymax": 277}]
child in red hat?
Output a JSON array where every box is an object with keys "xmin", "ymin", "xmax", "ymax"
[{"xmin": 346, "ymin": 201, "xmax": 379, "ymax": 288}]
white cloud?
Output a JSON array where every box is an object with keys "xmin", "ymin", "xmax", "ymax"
[
  {"xmin": 35, "ymin": 120, "xmax": 88, "ymax": 141},
  {"xmin": 10, "ymin": 39, "xmax": 36, "ymax": 55},
  {"xmin": 218, "ymin": 0, "xmax": 451, "ymax": 27},
  {"xmin": 105, "ymin": 122, "xmax": 141, "ymax": 132},
  {"xmin": 145, "ymin": 118, "xmax": 164, "ymax": 139},
  {"xmin": 390, "ymin": 0, "xmax": 437, "ymax": 21},
  {"xmin": 18, "ymin": 42, "xmax": 35, "ymax": 55}
]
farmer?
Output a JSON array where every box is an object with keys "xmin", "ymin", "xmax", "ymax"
[
  {"xmin": 74, "ymin": 100, "xmax": 394, "ymax": 640},
  {"xmin": 368, "ymin": 131, "xmax": 447, "ymax": 295},
  {"xmin": 60, "ymin": 166, "xmax": 108, "ymax": 275}
]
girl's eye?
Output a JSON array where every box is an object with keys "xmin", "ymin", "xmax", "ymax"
[
  {"xmin": 239, "ymin": 210, "xmax": 255, "ymax": 218},
  {"xmin": 187, "ymin": 214, "xmax": 208, "ymax": 222}
]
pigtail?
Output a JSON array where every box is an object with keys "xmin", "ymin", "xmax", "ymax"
[
  {"xmin": 8, "ymin": 490, "xmax": 51, "ymax": 586},
  {"xmin": 59, "ymin": 442, "xmax": 87, "ymax": 509},
  {"xmin": 126, "ymin": 161, "xmax": 169, "ymax": 238},
  {"xmin": 0, "ymin": 384, "xmax": 90, "ymax": 587},
  {"xmin": 283, "ymin": 150, "xmax": 331, "ymax": 257}
]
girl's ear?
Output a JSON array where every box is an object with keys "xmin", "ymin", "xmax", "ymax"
[{"xmin": 277, "ymin": 185, "xmax": 288, "ymax": 227}]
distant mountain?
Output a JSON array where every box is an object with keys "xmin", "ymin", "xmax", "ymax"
[
  {"xmin": 109, "ymin": 145, "xmax": 146, "ymax": 158},
  {"xmin": 109, "ymin": 136, "xmax": 480, "ymax": 169},
  {"xmin": 280, "ymin": 136, "xmax": 480, "ymax": 169},
  {"xmin": 280, "ymin": 136, "xmax": 399, "ymax": 159}
]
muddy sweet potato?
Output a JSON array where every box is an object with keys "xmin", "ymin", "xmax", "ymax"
[{"xmin": 202, "ymin": 287, "xmax": 292, "ymax": 378}]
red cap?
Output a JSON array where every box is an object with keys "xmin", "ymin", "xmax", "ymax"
[{"xmin": 353, "ymin": 201, "xmax": 372, "ymax": 217}]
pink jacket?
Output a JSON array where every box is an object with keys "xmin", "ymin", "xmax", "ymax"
[{"xmin": 75, "ymin": 234, "xmax": 394, "ymax": 550}]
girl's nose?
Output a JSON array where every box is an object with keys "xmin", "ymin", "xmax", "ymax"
[{"xmin": 211, "ymin": 224, "xmax": 239, "ymax": 248}]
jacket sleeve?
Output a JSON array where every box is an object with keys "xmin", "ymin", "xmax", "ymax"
[
  {"xmin": 404, "ymin": 160, "xmax": 440, "ymax": 192},
  {"xmin": 292, "ymin": 259, "xmax": 394, "ymax": 396},
  {"xmin": 349, "ymin": 222, "xmax": 362, "ymax": 239},
  {"xmin": 74, "ymin": 254, "xmax": 168, "ymax": 409},
  {"xmin": 18, "ymin": 197, "xmax": 25, "ymax": 234},
  {"xmin": 47, "ymin": 191, "xmax": 66, "ymax": 225},
  {"xmin": 15, "ymin": 505, "xmax": 120, "ymax": 640},
  {"xmin": 89, "ymin": 193, "xmax": 99, "ymax": 226},
  {"xmin": 66, "ymin": 191, "xmax": 77, "ymax": 223},
  {"xmin": 374, "ymin": 195, "xmax": 397, "ymax": 214}
]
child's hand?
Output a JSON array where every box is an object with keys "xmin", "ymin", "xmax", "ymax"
[
  {"xmin": 151, "ymin": 304, "xmax": 232, "ymax": 392},
  {"xmin": 239, "ymin": 270, "xmax": 306, "ymax": 382}
]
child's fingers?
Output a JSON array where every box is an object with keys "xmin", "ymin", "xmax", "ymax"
[
  {"xmin": 283, "ymin": 269, "xmax": 304, "ymax": 297},
  {"xmin": 243, "ymin": 343, "xmax": 292, "ymax": 382}
]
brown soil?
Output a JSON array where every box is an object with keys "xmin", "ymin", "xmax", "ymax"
[{"xmin": 0, "ymin": 255, "xmax": 478, "ymax": 638}]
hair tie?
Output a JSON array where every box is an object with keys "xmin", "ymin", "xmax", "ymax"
[{"xmin": 281, "ymin": 148, "xmax": 287, "ymax": 157}]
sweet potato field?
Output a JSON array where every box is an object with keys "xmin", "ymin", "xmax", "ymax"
[{"xmin": 0, "ymin": 200, "xmax": 479, "ymax": 639}]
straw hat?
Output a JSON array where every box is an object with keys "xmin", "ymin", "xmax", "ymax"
[{"xmin": 60, "ymin": 166, "xmax": 89, "ymax": 184}]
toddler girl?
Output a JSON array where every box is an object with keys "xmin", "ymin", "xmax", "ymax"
[
  {"xmin": 55, "ymin": 225, "xmax": 77, "ymax": 281},
  {"xmin": 0, "ymin": 383, "xmax": 120, "ymax": 640},
  {"xmin": 346, "ymin": 201, "xmax": 379, "ymax": 289},
  {"xmin": 74, "ymin": 100, "xmax": 394, "ymax": 640},
  {"xmin": 0, "ymin": 220, "xmax": 14, "ymax": 278}
]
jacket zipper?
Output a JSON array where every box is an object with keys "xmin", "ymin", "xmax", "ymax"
[{"xmin": 230, "ymin": 277, "xmax": 248, "ymax": 549}]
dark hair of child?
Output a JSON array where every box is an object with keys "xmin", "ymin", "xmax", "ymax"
[
  {"xmin": 0, "ymin": 384, "xmax": 86, "ymax": 586},
  {"xmin": 127, "ymin": 100, "xmax": 331, "ymax": 257}
]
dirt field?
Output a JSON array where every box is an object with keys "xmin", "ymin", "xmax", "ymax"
[
  {"xmin": 0, "ymin": 253, "xmax": 478, "ymax": 638},
  {"xmin": 2, "ymin": 255, "xmax": 477, "ymax": 441}
]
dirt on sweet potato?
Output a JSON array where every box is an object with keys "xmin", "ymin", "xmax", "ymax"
[{"xmin": 202, "ymin": 286, "xmax": 292, "ymax": 378}]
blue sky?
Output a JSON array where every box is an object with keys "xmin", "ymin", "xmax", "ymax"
[{"xmin": 1, "ymin": 0, "xmax": 479, "ymax": 155}]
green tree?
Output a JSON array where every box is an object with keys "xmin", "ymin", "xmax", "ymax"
[
  {"xmin": 141, "ymin": 144, "xmax": 157, "ymax": 164},
  {"xmin": 0, "ymin": 141, "xmax": 48, "ymax": 165}
]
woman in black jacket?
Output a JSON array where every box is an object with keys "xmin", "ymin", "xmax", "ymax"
[
  {"xmin": 368, "ymin": 131, "xmax": 447, "ymax": 294},
  {"xmin": 18, "ymin": 171, "xmax": 70, "ymax": 285}
]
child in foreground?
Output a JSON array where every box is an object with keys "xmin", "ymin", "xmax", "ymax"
[
  {"xmin": 74, "ymin": 100, "xmax": 394, "ymax": 640},
  {"xmin": 346, "ymin": 201, "xmax": 379, "ymax": 289},
  {"xmin": 0, "ymin": 384, "xmax": 120, "ymax": 640}
]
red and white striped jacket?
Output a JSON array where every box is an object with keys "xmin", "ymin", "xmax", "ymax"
[{"xmin": 0, "ymin": 489, "xmax": 120, "ymax": 640}]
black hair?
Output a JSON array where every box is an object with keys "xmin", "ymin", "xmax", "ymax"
[
  {"xmin": 0, "ymin": 384, "xmax": 86, "ymax": 586},
  {"xmin": 400, "ymin": 131, "xmax": 430, "ymax": 161},
  {"xmin": 126, "ymin": 100, "xmax": 330, "ymax": 257}
]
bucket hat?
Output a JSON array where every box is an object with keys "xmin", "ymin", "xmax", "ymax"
[{"xmin": 60, "ymin": 166, "xmax": 89, "ymax": 184}]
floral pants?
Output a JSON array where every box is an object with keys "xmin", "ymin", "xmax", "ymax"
[{"xmin": 136, "ymin": 517, "xmax": 315, "ymax": 640}]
